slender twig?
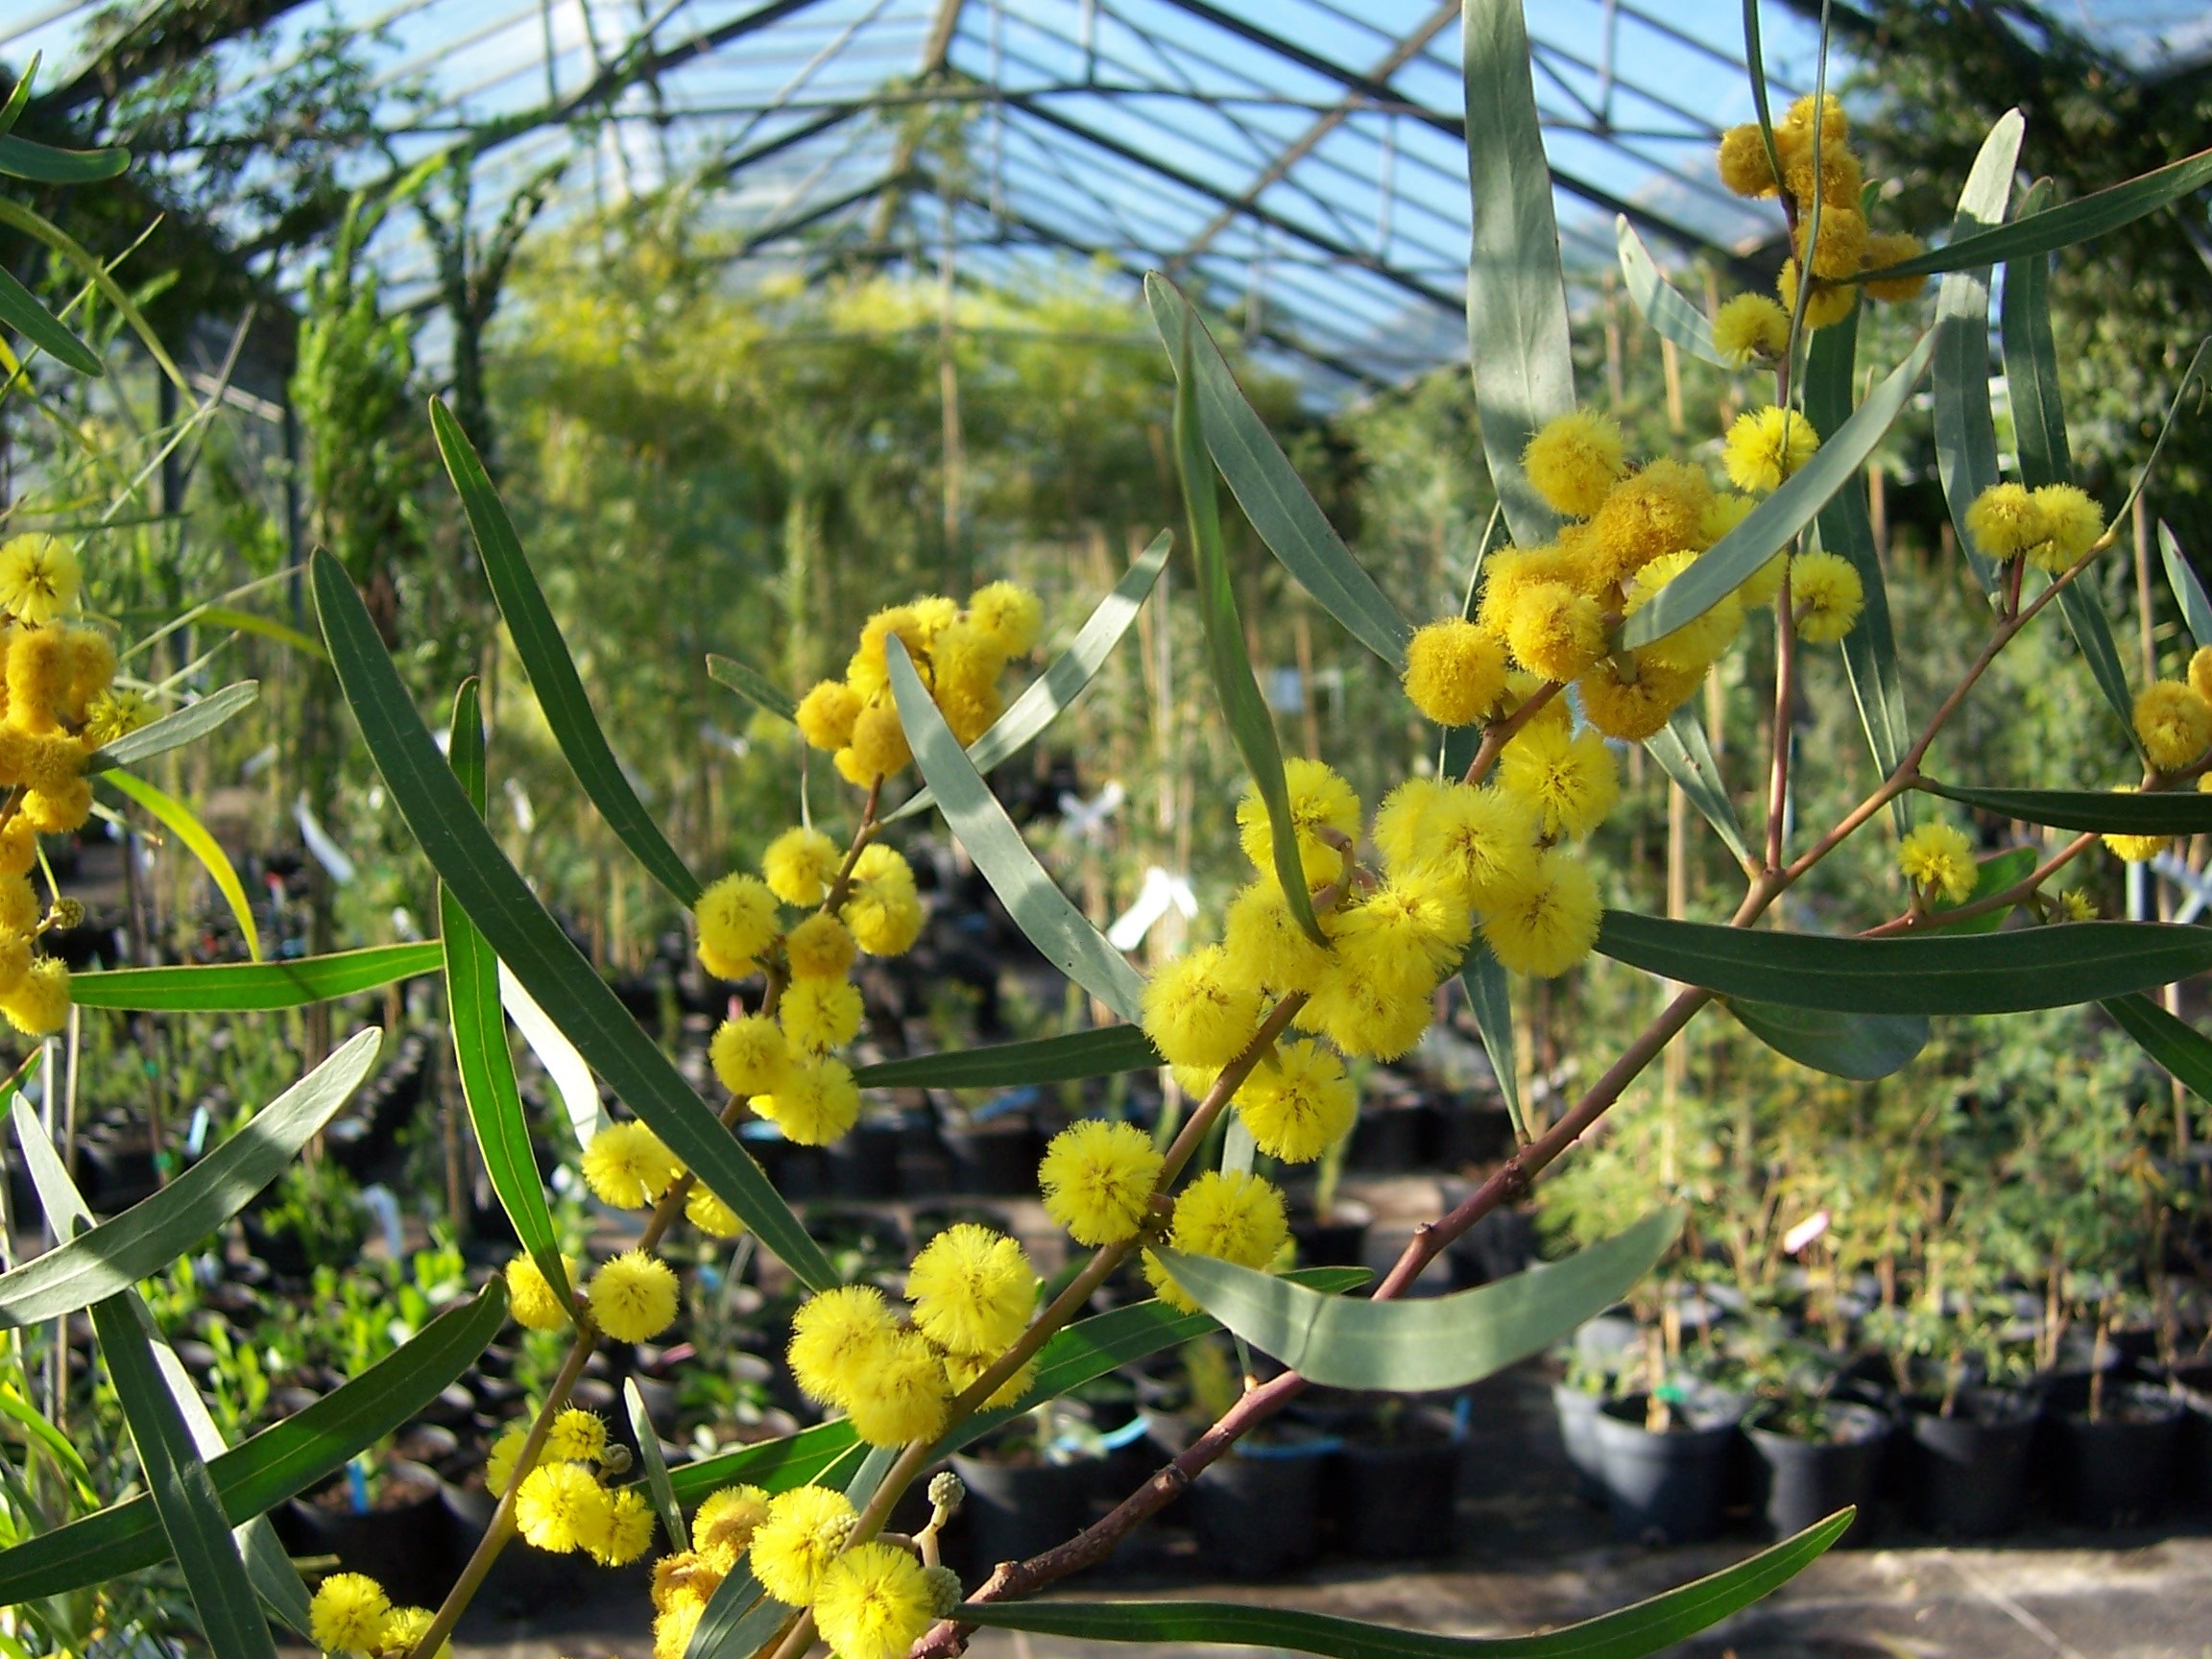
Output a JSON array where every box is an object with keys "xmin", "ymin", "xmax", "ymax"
[
  {"xmin": 1461, "ymin": 681, "xmax": 1563, "ymax": 785},
  {"xmin": 1766, "ymin": 563, "xmax": 1797, "ymax": 874},
  {"xmin": 821, "ymin": 778, "xmax": 885, "ymax": 915}
]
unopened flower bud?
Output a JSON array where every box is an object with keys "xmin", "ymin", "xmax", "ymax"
[
  {"xmin": 922, "ymin": 1563, "xmax": 964, "ymax": 1620},
  {"xmin": 926, "ymin": 1471, "xmax": 966, "ymax": 1516},
  {"xmin": 596, "ymin": 1442, "xmax": 633, "ymax": 1476},
  {"xmin": 45, "ymin": 898, "xmax": 82, "ymax": 930}
]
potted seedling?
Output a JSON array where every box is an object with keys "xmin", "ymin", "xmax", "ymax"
[
  {"xmin": 1286, "ymin": 1118, "xmax": 1371, "ymax": 1268},
  {"xmin": 1181, "ymin": 1334, "xmax": 1335, "ymax": 1577},
  {"xmin": 950, "ymin": 1398, "xmax": 1108, "ymax": 1574},
  {"xmin": 1732, "ymin": 1317, "xmax": 1888, "ymax": 1544},
  {"xmin": 1330, "ymin": 1396, "xmax": 1465, "ymax": 1559},
  {"xmin": 242, "ymin": 1157, "xmax": 368, "ymax": 1279}
]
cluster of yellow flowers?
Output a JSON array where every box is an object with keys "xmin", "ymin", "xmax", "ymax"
[
  {"xmin": 483, "ymin": 1406, "xmax": 657, "ymax": 1566},
  {"xmin": 0, "ymin": 533, "xmax": 137, "ymax": 1038},
  {"xmin": 2103, "ymin": 647, "xmax": 2212, "ymax": 865},
  {"xmin": 508, "ymin": 1242, "xmax": 681, "ymax": 1344},
  {"xmin": 1712, "ymin": 93, "xmax": 1929, "ymax": 355},
  {"xmin": 305, "ymin": 1572, "xmax": 449, "ymax": 1659}
]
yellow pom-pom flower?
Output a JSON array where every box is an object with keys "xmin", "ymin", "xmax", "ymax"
[
  {"xmin": 544, "ymin": 1407, "xmax": 607, "ymax": 1464},
  {"xmin": 516, "ymin": 1460, "xmax": 609, "ymax": 1553},
  {"xmin": 485, "ymin": 1423, "xmax": 531, "ymax": 1498},
  {"xmin": 686, "ymin": 1184, "xmax": 744, "ymax": 1239},
  {"xmin": 907, "ymin": 1222, "xmax": 1037, "ymax": 1356},
  {"xmin": 751, "ymin": 1054, "xmax": 861, "ymax": 1145},
  {"xmin": 1716, "ymin": 123, "xmax": 1778, "ymax": 197},
  {"xmin": 586, "ymin": 1250, "xmax": 680, "ymax": 1343},
  {"xmin": 749, "ymin": 1484, "xmax": 859, "ymax": 1605},
  {"xmin": 1963, "ymin": 482, "xmax": 2047, "ymax": 563},
  {"xmin": 1497, "ymin": 724, "xmax": 1620, "ymax": 842},
  {"xmin": 7, "ymin": 629, "xmax": 67, "ymax": 733},
  {"xmin": 1791, "ymin": 551, "xmax": 1865, "ymax": 643},
  {"xmin": 795, "ymin": 681, "xmax": 861, "ymax": 752},
  {"xmin": 1776, "ymin": 259, "xmax": 1857, "ymax": 329},
  {"xmin": 1219, "ymin": 880, "xmax": 1330, "ymax": 994},
  {"xmin": 653, "ymin": 1551, "xmax": 725, "ymax": 1615},
  {"xmin": 1792, "ymin": 204, "xmax": 1868, "ymax": 281},
  {"xmin": 1402, "ymin": 618, "xmax": 1509, "ymax": 726},
  {"xmin": 1143, "ymin": 1171, "xmax": 1288, "ymax": 1313},
  {"xmin": 788, "ymin": 1285, "xmax": 899, "ymax": 1409},
  {"xmin": 1479, "ymin": 847, "xmax": 1600, "ymax": 978},
  {"xmin": 1414, "ymin": 782, "xmax": 1542, "ymax": 910},
  {"xmin": 844, "ymin": 1329, "xmax": 950, "ymax": 1448},
  {"xmin": 1038, "ymin": 1118, "xmax": 1164, "ymax": 1246},
  {"xmin": 1587, "ymin": 460, "xmax": 1711, "ymax": 584},
  {"xmin": 581, "ymin": 1119, "xmax": 681, "ymax": 1209},
  {"xmin": 762, "ymin": 827, "xmax": 842, "ymax": 906},
  {"xmin": 942, "ymin": 1350, "xmax": 1038, "ymax": 1409},
  {"xmin": 1236, "ymin": 1037, "xmax": 1358, "ymax": 1164},
  {"xmin": 375, "ymin": 1607, "xmax": 448, "ymax": 1659},
  {"xmin": 1723, "ymin": 406, "xmax": 1819, "ymax": 495},
  {"xmin": 1298, "ymin": 949, "xmax": 1435, "ymax": 1060},
  {"xmin": 2191, "ymin": 645, "xmax": 2212, "ymax": 707},
  {"xmin": 1502, "ymin": 582, "xmax": 1607, "ymax": 684},
  {"xmin": 785, "ymin": 912, "xmax": 857, "ymax": 979},
  {"xmin": 694, "ymin": 1485, "xmax": 774, "ymax": 1568},
  {"xmin": 1522, "ymin": 411, "xmax": 1625, "ymax": 518},
  {"xmin": 845, "ymin": 844, "xmax": 924, "ymax": 955},
  {"xmin": 1236, "ymin": 757, "xmax": 1359, "ymax": 890},
  {"xmin": 0, "ymin": 958, "xmax": 70, "ymax": 1037},
  {"xmin": 969, "ymin": 580, "xmax": 1045, "ymax": 658},
  {"xmin": 1332, "ymin": 877, "xmax": 1473, "ymax": 984},
  {"xmin": 813, "ymin": 1541, "xmax": 938, "ymax": 1659},
  {"xmin": 1141, "ymin": 945, "xmax": 1263, "ymax": 1070},
  {"xmin": 1623, "ymin": 550, "xmax": 1744, "ymax": 673},
  {"xmin": 2134, "ymin": 680, "xmax": 2212, "ymax": 772},
  {"xmin": 1712, "ymin": 294, "xmax": 1791, "ymax": 366},
  {"xmin": 2028, "ymin": 484, "xmax": 2104, "ymax": 572},
  {"xmin": 18, "ymin": 780, "xmax": 89, "ymax": 835},
  {"xmin": 2062, "ymin": 889, "xmax": 2098, "ymax": 922},
  {"xmin": 0, "ymin": 536, "xmax": 78, "ymax": 626},
  {"xmin": 1861, "ymin": 232, "xmax": 1929, "ymax": 303},
  {"xmin": 695, "ymin": 873, "xmax": 780, "ymax": 980},
  {"xmin": 654, "ymin": 1602, "xmax": 704, "ymax": 1659},
  {"xmin": 781, "ymin": 974, "xmax": 864, "ymax": 1056},
  {"xmin": 1576, "ymin": 655, "xmax": 1703, "ymax": 743},
  {"xmin": 847, "ymin": 702, "xmax": 913, "ymax": 780},
  {"xmin": 2104, "ymin": 787, "xmax": 2170, "ymax": 863},
  {"xmin": 1898, "ymin": 822, "xmax": 1977, "ymax": 904},
  {"xmin": 710, "ymin": 1014, "xmax": 789, "ymax": 1097},
  {"xmin": 504, "ymin": 1253, "xmax": 575, "ymax": 1332},
  {"xmin": 309, "ymin": 1573, "xmax": 392, "ymax": 1654},
  {"xmin": 590, "ymin": 1486, "xmax": 656, "ymax": 1567},
  {"xmin": 846, "ymin": 606, "xmax": 929, "ymax": 703}
]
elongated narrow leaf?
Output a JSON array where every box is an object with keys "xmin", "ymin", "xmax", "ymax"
[
  {"xmin": 84, "ymin": 681, "xmax": 259, "ymax": 775},
  {"xmin": 0, "ymin": 60, "xmax": 38, "ymax": 139},
  {"xmin": 854, "ymin": 1025, "xmax": 1159, "ymax": 1090},
  {"xmin": 107, "ymin": 771, "xmax": 260, "ymax": 962},
  {"xmin": 1923, "ymin": 780, "xmax": 2212, "ymax": 834},
  {"xmin": 1457, "ymin": 947, "xmax": 1524, "ymax": 1144},
  {"xmin": 887, "ymin": 639, "xmax": 1145, "ymax": 1022},
  {"xmin": 626, "ymin": 1378, "xmax": 685, "ymax": 1552},
  {"xmin": 2104, "ymin": 993, "xmax": 2212, "ymax": 1100},
  {"xmin": 1144, "ymin": 279, "xmax": 1408, "ymax": 666},
  {"xmin": 895, "ymin": 530, "xmax": 1174, "ymax": 821},
  {"xmin": 499, "ymin": 959, "xmax": 608, "ymax": 1145},
  {"xmin": 0, "ymin": 1285, "xmax": 504, "ymax": 1601},
  {"xmin": 1166, "ymin": 326, "xmax": 1325, "ymax": 948},
  {"xmin": 2160, "ymin": 521, "xmax": 2212, "ymax": 649},
  {"xmin": 0, "ymin": 262, "xmax": 98, "ymax": 375},
  {"xmin": 1620, "ymin": 334, "xmax": 1936, "ymax": 648},
  {"xmin": 960, "ymin": 1512, "xmax": 1851, "ymax": 1659},
  {"xmin": 312, "ymin": 550, "xmax": 837, "ymax": 1291},
  {"xmin": 2052, "ymin": 578, "xmax": 2139, "ymax": 754},
  {"xmin": 195, "ymin": 606, "xmax": 326, "ymax": 661},
  {"xmin": 1462, "ymin": 0, "xmax": 1575, "ymax": 547},
  {"xmin": 431, "ymin": 399, "xmax": 700, "ymax": 905},
  {"xmin": 1159, "ymin": 1209, "xmax": 1681, "ymax": 1392},
  {"xmin": 0, "ymin": 199, "xmax": 181, "ymax": 388},
  {"xmin": 1858, "ymin": 144, "xmax": 2212, "ymax": 284},
  {"xmin": 0, "ymin": 132, "xmax": 128, "ymax": 183},
  {"xmin": 1597, "ymin": 911, "xmax": 2212, "ymax": 1014},
  {"xmin": 1935, "ymin": 111, "xmax": 2022, "ymax": 597},
  {"xmin": 0, "ymin": 1381, "xmax": 88, "ymax": 1484},
  {"xmin": 1645, "ymin": 706, "xmax": 1752, "ymax": 868},
  {"xmin": 71, "ymin": 944, "xmax": 442, "ymax": 1011},
  {"xmin": 1804, "ymin": 313, "xmax": 1911, "ymax": 821},
  {"xmin": 0, "ymin": 1030, "xmax": 379, "ymax": 1326},
  {"xmin": 1925, "ymin": 845, "xmax": 2038, "ymax": 935},
  {"xmin": 1615, "ymin": 218, "xmax": 1724, "ymax": 368},
  {"xmin": 443, "ymin": 684, "xmax": 568, "ymax": 1308},
  {"xmin": 2003, "ymin": 180, "xmax": 2071, "ymax": 491},
  {"xmin": 706, "ymin": 653, "xmax": 796, "ymax": 723},
  {"xmin": 667, "ymin": 1420, "xmax": 859, "ymax": 1506},
  {"xmin": 1725, "ymin": 1000, "xmax": 1929, "ymax": 1080},
  {"xmin": 687, "ymin": 1563, "xmax": 786, "ymax": 1659}
]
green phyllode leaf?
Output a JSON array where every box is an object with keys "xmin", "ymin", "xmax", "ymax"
[
  {"xmin": 106, "ymin": 771, "xmax": 262, "ymax": 962},
  {"xmin": 1644, "ymin": 706, "xmax": 1752, "ymax": 870},
  {"xmin": 854, "ymin": 1024, "xmax": 1159, "ymax": 1090},
  {"xmin": 1922, "ymin": 781, "xmax": 2212, "ymax": 836},
  {"xmin": 706, "ymin": 652, "xmax": 797, "ymax": 723},
  {"xmin": 894, "ymin": 529, "xmax": 1174, "ymax": 821},
  {"xmin": 84, "ymin": 680, "xmax": 259, "ymax": 774},
  {"xmin": 1597, "ymin": 912, "xmax": 2212, "ymax": 1015},
  {"xmin": 431, "ymin": 397, "xmax": 702, "ymax": 906},
  {"xmin": 2160, "ymin": 521, "xmax": 2212, "ymax": 649},
  {"xmin": 1615, "ymin": 218, "xmax": 1725, "ymax": 369},
  {"xmin": 2103, "ymin": 993, "xmax": 2212, "ymax": 1101},
  {"xmin": 1461, "ymin": 0, "xmax": 1576, "ymax": 548},
  {"xmin": 1156, "ymin": 1209, "xmax": 1683, "ymax": 1392},
  {"xmin": 1166, "ymin": 322, "xmax": 1326, "ymax": 948},
  {"xmin": 443, "ymin": 681, "xmax": 571, "ymax": 1308},
  {"xmin": 1144, "ymin": 278, "xmax": 1408, "ymax": 667},
  {"xmin": 0, "ymin": 132, "xmax": 129, "ymax": 184},
  {"xmin": 1934, "ymin": 110, "xmax": 2023, "ymax": 597},
  {"xmin": 961, "ymin": 1510, "xmax": 1852, "ymax": 1659},
  {"xmin": 0, "ymin": 1029, "xmax": 381, "ymax": 1328},
  {"xmin": 1457, "ymin": 946, "xmax": 1526, "ymax": 1145},
  {"xmin": 1619, "ymin": 334, "xmax": 1936, "ymax": 650},
  {"xmin": 1724, "ymin": 1000, "xmax": 1930, "ymax": 1081},
  {"xmin": 311, "ymin": 548, "xmax": 839, "ymax": 1292},
  {"xmin": 626, "ymin": 1378, "xmax": 687, "ymax": 1552},
  {"xmin": 0, "ymin": 261, "xmax": 101, "ymax": 375},
  {"xmin": 70, "ymin": 943, "xmax": 444, "ymax": 1011},
  {"xmin": 887, "ymin": 638, "xmax": 1146, "ymax": 1023}
]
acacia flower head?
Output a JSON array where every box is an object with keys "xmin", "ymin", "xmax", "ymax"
[
  {"xmin": 1038, "ymin": 1118, "xmax": 1164, "ymax": 1245},
  {"xmin": 1898, "ymin": 822, "xmax": 1977, "ymax": 905}
]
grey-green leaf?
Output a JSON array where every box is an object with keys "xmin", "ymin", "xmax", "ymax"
[
  {"xmin": 70, "ymin": 944, "xmax": 444, "ymax": 1012},
  {"xmin": 431, "ymin": 398, "xmax": 702, "ymax": 905},
  {"xmin": 1934, "ymin": 111, "xmax": 2023, "ymax": 596},
  {"xmin": 626, "ymin": 1379, "xmax": 686, "ymax": 1552},
  {"xmin": 1645, "ymin": 706, "xmax": 1752, "ymax": 869},
  {"xmin": 2002, "ymin": 179, "xmax": 2071, "ymax": 491},
  {"xmin": 887, "ymin": 637, "xmax": 1146, "ymax": 1023},
  {"xmin": 854, "ymin": 1025, "xmax": 1159, "ymax": 1090},
  {"xmin": 895, "ymin": 529, "xmax": 1173, "ymax": 821},
  {"xmin": 312, "ymin": 548, "xmax": 838, "ymax": 1292},
  {"xmin": 1597, "ymin": 911, "xmax": 2212, "ymax": 1015},
  {"xmin": 706, "ymin": 652, "xmax": 797, "ymax": 723},
  {"xmin": 2160, "ymin": 522, "xmax": 2212, "ymax": 649},
  {"xmin": 1619, "ymin": 333, "xmax": 1936, "ymax": 649},
  {"xmin": 1457, "ymin": 946, "xmax": 1524, "ymax": 1145},
  {"xmin": 1156, "ymin": 1208, "xmax": 1683, "ymax": 1392},
  {"xmin": 1921, "ymin": 780, "xmax": 2212, "ymax": 835},
  {"xmin": 0, "ymin": 132, "xmax": 129, "ymax": 183},
  {"xmin": 1724, "ymin": 999, "xmax": 1930, "ymax": 1080},
  {"xmin": 2104, "ymin": 993, "xmax": 2212, "ymax": 1100},
  {"xmin": 0, "ymin": 261, "xmax": 100, "ymax": 375},
  {"xmin": 1144, "ymin": 277, "xmax": 1409, "ymax": 667},
  {"xmin": 84, "ymin": 681, "xmax": 261, "ymax": 774},
  {"xmin": 1615, "ymin": 217, "xmax": 1725, "ymax": 368},
  {"xmin": 0, "ymin": 1030, "xmax": 380, "ymax": 1327}
]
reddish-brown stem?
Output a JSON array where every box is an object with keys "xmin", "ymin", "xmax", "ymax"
[
  {"xmin": 1766, "ymin": 564, "xmax": 1797, "ymax": 874},
  {"xmin": 821, "ymin": 777, "xmax": 884, "ymax": 915},
  {"xmin": 1863, "ymin": 831, "xmax": 2100, "ymax": 936},
  {"xmin": 1461, "ymin": 682, "xmax": 1563, "ymax": 785}
]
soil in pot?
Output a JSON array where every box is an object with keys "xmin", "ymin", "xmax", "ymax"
[
  {"xmin": 1908, "ymin": 1388, "xmax": 2038, "ymax": 1539},
  {"xmin": 1189, "ymin": 1437, "xmax": 1330, "ymax": 1578},
  {"xmin": 2056, "ymin": 1382, "xmax": 2183, "ymax": 1527},
  {"xmin": 1551, "ymin": 1383, "xmax": 1608, "ymax": 1505},
  {"xmin": 280, "ymin": 1461, "xmax": 451, "ymax": 1608},
  {"xmin": 950, "ymin": 1450, "xmax": 1099, "ymax": 1575},
  {"xmin": 1331, "ymin": 1415, "xmax": 1461, "ymax": 1558},
  {"xmin": 1745, "ymin": 1401, "xmax": 1888, "ymax": 1544},
  {"xmin": 1593, "ymin": 1394, "xmax": 1739, "ymax": 1546}
]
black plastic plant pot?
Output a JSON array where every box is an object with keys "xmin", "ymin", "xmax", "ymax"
[
  {"xmin": 950, "ymin": 1453, "xmax": 1097, "ymax": 1575},
  {"xmin": 281, "ymin": 1461, "xmax": 452, "ymax": 1608},
  {"xmin": 1346, "ymin": 1102, "xmax": 1431, "ymax": 1172},
  {"xmin": 941, "ymin": 1120, "xmax": 1040, "ymax": 1196},
  {"xmin": 1907, "ymin": 1389, "xmax": 2038, "ymax": 1538},
  {"xmin": 2056, "ymin": 1383, "xmax": 2184, "ymax": 1527},
  {"xmin": 1288, "ymin": 1200, "xmax": 1372, "ymax": 1270},
  {"xmin": 824, "ymin": 1118, "xmax": 904, "ymax": 1200},
  {"xmin": 1593, "ymin": 1395, "xmax": 1738, "ymax": 1546},
  {"xmin": 1331, "ymin": 1431, "xmax": 1461, "ymax": 1559},
  {"xmin": 1189, "ymin": 1440, "xmax": 1329, "ymax": 1578},
  {"xmin": 1551, "ymin": 1382, "xmax": 1608, "ymax": 1504},
  {"xmin": 1745, "ymin": 1402, "xmax": 1888, "ymax": 1544}
]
